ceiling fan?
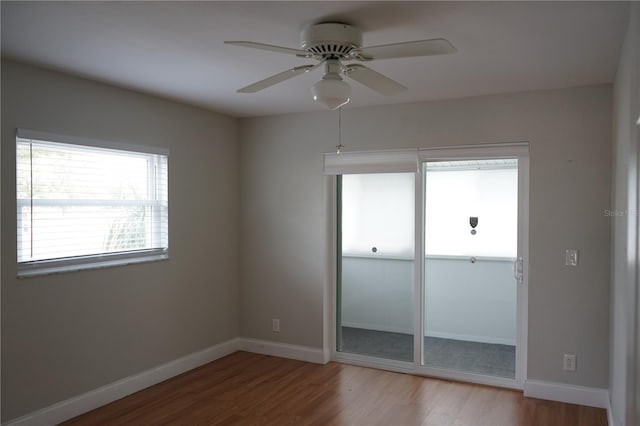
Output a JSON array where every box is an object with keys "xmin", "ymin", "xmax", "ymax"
[{"xmin": 225, "ymin": 23, "xmax": 457, "ymax": 109}]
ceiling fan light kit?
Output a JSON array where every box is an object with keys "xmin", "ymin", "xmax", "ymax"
[
  {"xmin": 312, "ymin": 75, "xmax": 351, "ymax": 110},
  {"xmin": 311, "ymin": 59, "xmax": 351, "ymax": 110},
  {"xmin": 225, "ymin": 22, "xmax": 456, "ymax": 110}
]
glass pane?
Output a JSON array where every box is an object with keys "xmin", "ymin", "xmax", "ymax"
[
  {"xmin": 423, "ymin": 160, "xmax": 518, "ymax": 378},
  {"xmin": 338, "ymin": 173, "xmax": 415, "ymax": 362}
]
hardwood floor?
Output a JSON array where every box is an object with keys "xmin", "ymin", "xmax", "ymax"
[{"xmin": 62, "ymin": 351, "xmax": 607, "ymax": 426}]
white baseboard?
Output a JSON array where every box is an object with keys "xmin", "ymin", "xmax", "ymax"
[
  {"xmin": 523, "ymin": 379, "xmax": 609, "ymax": 409},
  {"xmin": 238, "ymin": 337, "xmax": 326, "ymax": 364},
  {"xmin": 4, "ymin": 338, "xmax": 240, "ymax": 426}
]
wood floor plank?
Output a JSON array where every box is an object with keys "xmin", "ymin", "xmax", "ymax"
[{"xmin": 61, "ymin": 352, "xmax": 607, "ymax": 426}]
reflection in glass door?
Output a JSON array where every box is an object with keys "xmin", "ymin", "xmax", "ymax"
[
  {"xmin": 337, "ymin": 173, "xmax": 415, "ymax": 362},
  {"xmin": 422, "ymin": 159, "xmax": 519, "ymax": 379}
]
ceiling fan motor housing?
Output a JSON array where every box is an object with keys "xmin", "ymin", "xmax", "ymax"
[{"xmin": 300, "ymin": 23, "xmax": 362, "ymax": 58}]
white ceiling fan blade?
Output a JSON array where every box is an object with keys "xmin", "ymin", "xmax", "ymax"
[
  {"xmin": 344, "ymin": 64, "xmax": 407, "ymax": 96},
  {"xmin": 355, "ymin": 38, "xmax": 456, "ymax": 60},
  {"xmin": 237, "ymin": 64, "xmax": 319, "ymax": 93},
  {"xmin": 225, "ymin": 41, "xmax": 311, "ymax": 57}
]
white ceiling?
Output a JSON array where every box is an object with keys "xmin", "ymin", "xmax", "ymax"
[{"xmin": 1, "ymin": 1, "xmax": 630, "ymax": 118}]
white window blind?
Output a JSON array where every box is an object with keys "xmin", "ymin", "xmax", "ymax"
[
  {"xmin": 341, "ymin": 173, "xmax": 415, "ymax": 258},
  {"xmin": 16, "ymin": 131, "xmax": 168, "ymax": 276}
]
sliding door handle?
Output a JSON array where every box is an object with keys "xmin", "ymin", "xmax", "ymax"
[{"xmin": 513, "ymin": 257, "xmax": 524, "ymax": 283}]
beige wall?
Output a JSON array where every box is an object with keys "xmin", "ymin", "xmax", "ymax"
[
  {"xmin": 1, "ymin": 60, "xmax": 240, "ymax": 422},
  {"xmin": 240, "ymin": 85, "xmax": 612, "ymax": 389},
  {"xmin": 610, "ymin": 3, "xmax": 640, "ymax": 426}
]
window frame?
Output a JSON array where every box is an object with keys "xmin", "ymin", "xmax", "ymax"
[{"xmin": 15, "ymin": 129, "xmax": 169, "ymax": 277}]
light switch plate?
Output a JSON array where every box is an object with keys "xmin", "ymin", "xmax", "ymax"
[{"xmin": 565, "ymin": 249, "xmax": 579, "ymax": 267}]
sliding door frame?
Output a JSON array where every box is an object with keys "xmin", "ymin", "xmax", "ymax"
[{"xmin": 326, "ymin": 142, "xmax": 529, "ymax": 389}]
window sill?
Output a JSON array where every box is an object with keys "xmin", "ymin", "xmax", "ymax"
[{"xmin": 17, "ymin": 250, "xmax": 169, "ymax": 278}]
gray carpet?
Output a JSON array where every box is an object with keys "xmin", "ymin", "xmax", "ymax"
[{"xmin": 340, "ymin": 326, "xmax": 515, "ymax": 379}]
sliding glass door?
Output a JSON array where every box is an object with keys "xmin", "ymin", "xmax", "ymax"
[
  {"xmin": 330, "ymin": 144, "xmax": 528, "ymax": 387},
  {"xmin": 336, "ymin": 173, "xmax": 415, "ymax": 363},
  {"xmin": 422, "ymin": 159, "xmax": 519, "ymax": 379}
]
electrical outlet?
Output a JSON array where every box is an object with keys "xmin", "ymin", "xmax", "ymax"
[
  {"xmin": 563, "ymin": 354, "xmax": 576, "ymax": 372},
  {"xmin": 272, "ymin": 318, "xmax": 280, "ymax": 333}
]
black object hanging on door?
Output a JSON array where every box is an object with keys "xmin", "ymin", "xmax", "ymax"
[{"xmin": 470, "ymin": 216, "xmax": 478, "ymax": 235}]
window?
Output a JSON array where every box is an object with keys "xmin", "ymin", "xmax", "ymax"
[{"xmin": 16, "ymin": 130, "xmax": 168, "ymax": 276}]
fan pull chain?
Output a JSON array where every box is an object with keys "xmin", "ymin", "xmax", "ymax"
[{"xmin": 336, "ymin": 107, "xmax": 343, "ymax": 154}]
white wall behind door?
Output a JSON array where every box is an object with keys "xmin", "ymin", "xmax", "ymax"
[
  {"xmin": 341, "ymin": 256, "xmax": 517, "ymax": 345},
  {"xmin": 424, "ymin": 257, "xmax": 516, "ymax": 345}
]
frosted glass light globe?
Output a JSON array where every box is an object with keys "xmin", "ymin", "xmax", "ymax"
[{"xmin": 311, "ymin": 77, "xmax": 351, "ymax": 110}]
